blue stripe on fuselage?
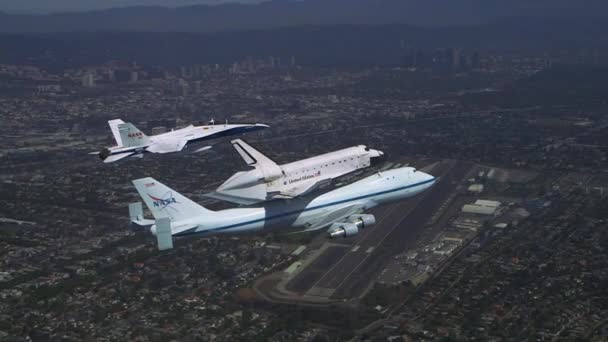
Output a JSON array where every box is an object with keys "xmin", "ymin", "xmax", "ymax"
[
  {"xmin": 173, "ymin": 177, "xmax": 435, "ymax": 237},
  {"xmin": 109, "ymin": 146, "xmax": 147, "ymax": 155},
  {"xmin": 109, "ymin": 126, "xmax": 265, "ymax": 156},
  {"xmin": 186, "ymin": 125, "xmax": 266, "ymax": 144}
]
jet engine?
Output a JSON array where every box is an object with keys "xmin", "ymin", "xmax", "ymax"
[
  {"xmin": 99, "ymin": 148, "xmax": 111, "ymax": 161},
  {"xmin": 347, "ymin": 214, "xmax": 376, "ymax": 229},
  {"xmin": 328, "ymin": 222, "xmax": 360, "ymax": 239},
  {"xmin": 327, "ymin": 214, "xmax": 376, "ymax": 239}
]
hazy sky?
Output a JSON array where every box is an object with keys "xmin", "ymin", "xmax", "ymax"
[{"xmin": 0, "ymin": 0, "xmax": 266, "ymax": 14}]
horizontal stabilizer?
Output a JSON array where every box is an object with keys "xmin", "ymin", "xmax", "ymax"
[
  {"xmin": 104, "ymin": 152, "xmax": 134, "ymax": 163},
  {"xmin": 132, "ymin": 218, "xmax": 155, "ymax": 227},
  {"xmin": 194, "ymin": 146, "xmax": 213, "ymax": 153}
]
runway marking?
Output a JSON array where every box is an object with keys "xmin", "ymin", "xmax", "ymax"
[
  {"xmin": 330, "ymin": 162, "xmax": 460, "ymax": 294},
  {"xmin": 309, "ymin": 203, "xmax": 404, "ymax": 290},
  {"xmin": 366, "ymin": 247, "xmax": 375, "ymax": 254},
  {"xmin": 331, "ymin": 188, "xmax": 436, "ymax": 293},
  {"xmin": 351, "ymin": 245, "xmax": 360, "ymax": 252}
]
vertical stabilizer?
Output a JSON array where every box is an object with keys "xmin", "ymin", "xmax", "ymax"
[
  {"xmin": 108, "ymin": 119, "xmax": 125, "ymax": 146},
  {"xmin": 118, "ymin": 122, "xmax": 151, "ymax": 147},
  {"xmin": 231, "ymin": 139, "xmax": 276, "ymax": 166},
  {"xmin": 129, "ymin": 202, "xmax": 143, "ymax": 222},
  {"xmin": 231, "ymin": 139, "xmax": 283, "ymax": 181},
  {"xmin": 132, "ymin": 177, "xmax": 213, "ymax": 222},
  {"xmin": 155, "ymin": 217, "xmax": 174, "ymax": 250}
]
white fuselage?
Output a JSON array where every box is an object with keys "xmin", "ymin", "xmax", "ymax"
[
  {"xmin": 215, "ymin": 145, "xmax": 384, "ymax": 202},
  {"xmin": 165, "ymin": 167, "xmax": 435, "ymax": 238},
  {"xmin": 107, "ymin": 123, "xmax": 267, "ymax": 154},
  {"xmin": 270, "ymin": 145, "xmax": 381, "ymax": 191}
]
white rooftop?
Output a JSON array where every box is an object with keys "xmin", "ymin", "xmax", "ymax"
[{"xmin": 474, "ymin": 199, "xmax": 501, "ymax": 208}]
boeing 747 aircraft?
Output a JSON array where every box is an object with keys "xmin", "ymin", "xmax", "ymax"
[
  {"xmin": 129, "ymin": 166, "xmax": 435, "ymax": 250},
  {"xmin": 93, "ymin": 119, "xmax": 269, "ymax": 163}
]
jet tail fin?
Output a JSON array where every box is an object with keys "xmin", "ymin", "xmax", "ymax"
[
  {"xmin": 132, "ymin": 177, "xmax": 213, "ymax": 222},
  {"xmin": 108, "ymin": 119, "xmax": 125, "ymax": 146},
  {"xmin": 119, "ymin": 122, "xmax": 151, "ymax": 147}
]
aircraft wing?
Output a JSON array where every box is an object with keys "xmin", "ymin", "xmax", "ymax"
[
  {"xmin": 104, "ymin": 152, "xmax": 135, "ymax": 163},
  {"xmin": 146, "ymin": 139, "xmax": 188, "ymax": 154},
  {"xmin": 297, "ymin": 203, "xmax": 366, "ymax": 233}
]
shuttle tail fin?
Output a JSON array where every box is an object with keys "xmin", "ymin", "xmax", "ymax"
[
  {"xmin": 118, "ymin": 122, "xmax": 151, "ymax": 147},
  {"xmin": 132, "ymin": 177, "xmax": 213, "ymax": 222},
  {"xmin": 230, "ymin": 139, "xmax": 283, "ymax": 180},
  {"xmin": 231, "ymin": 139, "xmax": 277, "ymax": 167}
]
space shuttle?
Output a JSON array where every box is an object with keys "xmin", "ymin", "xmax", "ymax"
[{"xmin": 204, "ymin": 139, "xmax": 384, "ymax": 204}]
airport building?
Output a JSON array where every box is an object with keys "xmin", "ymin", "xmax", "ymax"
[
  {"xmin": 462, "ymin": 199, "xmax": 502, "ymax": 215},
  {"xmin": 468, "ymin": 184, "xmax": 484, "ymax": 193}
]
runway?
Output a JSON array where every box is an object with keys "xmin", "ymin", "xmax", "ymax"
[{"xmin": 284, "ymin": 160, "xmax": 472, "ymax": 301}]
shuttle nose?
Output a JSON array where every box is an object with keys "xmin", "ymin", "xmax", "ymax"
[
  {"xmin": 369, "ymin": 149, "xmax": 386, "ymax": 166},
  {"xmin": 367, "ymin": 148, "xmax": 383, "ymax": 158}
]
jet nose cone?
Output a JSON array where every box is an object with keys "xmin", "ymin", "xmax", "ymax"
[{"xmin": 256, "ymin": 123, "xmax": 270, "ymax": 128}]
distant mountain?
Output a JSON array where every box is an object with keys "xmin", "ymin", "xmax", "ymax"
[
  {"xmin": 0, "ymin": 0, "xmax": 265, "ymax": 15},
  {"xmin": 1, "ymin": 20, "xmax": 607, "ymax": 70},
  {"xmin": 0, "ymin": 0, "xmax": 607, "ymax": 32}
]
